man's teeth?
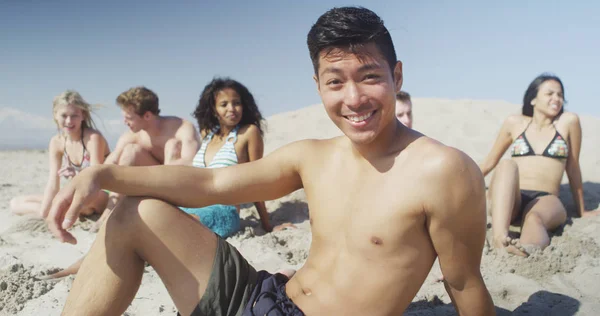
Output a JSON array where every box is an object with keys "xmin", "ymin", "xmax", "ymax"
[{"xmin": 347, "ymin": 112, "xmax": 373, "ymax": 122}]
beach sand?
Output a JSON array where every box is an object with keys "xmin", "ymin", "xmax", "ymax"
[{"xmin": 1, "ymin": 98, "xmax": 599, "ymax": 315}]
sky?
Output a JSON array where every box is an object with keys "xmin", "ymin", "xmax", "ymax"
[{"xmin": 1, "ymin": 0, "xmax": 599, "ymax": 148}]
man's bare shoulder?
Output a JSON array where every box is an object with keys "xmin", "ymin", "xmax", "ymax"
[
  {"xmin": 407, "ymin": 137, "xmax": 481, "ymax": 185},
  {"xmin": 268, "ymin": 137, "xmax": 341, "ymax": 165}
]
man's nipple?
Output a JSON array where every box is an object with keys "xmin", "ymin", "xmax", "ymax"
[{"xmin": 371, "ymin": 236, "xmax": 383, "ymax": 245}]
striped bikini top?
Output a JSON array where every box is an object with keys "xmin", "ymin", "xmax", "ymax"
[{"xmin": 192, "ymin": 125, "xmax": 239, "ymax": 169}]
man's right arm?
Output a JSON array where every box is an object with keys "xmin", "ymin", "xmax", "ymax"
[{"xmin": 49, "ymin": 140, "xmax": 309, "ymax": 241}]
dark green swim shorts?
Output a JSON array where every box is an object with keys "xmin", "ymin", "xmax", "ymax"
[
  {"xmin": 188, "ymin": 236, "xmax": 258, "ymax": 316},
  {"xmin": 180, "ymin": 236, "xmax": 303, "ymax": 316}
]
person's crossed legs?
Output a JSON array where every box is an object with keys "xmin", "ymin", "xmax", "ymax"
[{"xmin": 64, "ymin": 197, "xmax": 217, "ymax": 316}]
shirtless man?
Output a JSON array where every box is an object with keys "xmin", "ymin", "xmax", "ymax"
[
  {"xmin": 396, "ymin": 90, "xmax": 413, "ymax": 128},
  {"xmin": 47, "ymin": 7, "xmax": 494, "ymax": 316},
  {"xmin": 95, "ymin": 86, "xmax": 200, "ymax": 228},
  {"xmin": 106, "ymin": 86, "xmax": 199, "ymax": 167}
]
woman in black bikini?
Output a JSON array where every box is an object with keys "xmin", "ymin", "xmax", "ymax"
[
  {"xmin": 9, "ymin": 90, "xmax": 111, "ymax": 218},
  {"xmin": 480, "ymin": 73, "xmax": 599, "ymax": 257}
]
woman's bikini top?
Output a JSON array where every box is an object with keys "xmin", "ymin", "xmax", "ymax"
[
  {"xmin": 192, "ymin": 125, "xmax": 240, "ymax": 169},
  {"xmin": 510, "ymin": 120, "xmax": 569, "ymax": 159},
  {"xmin": 61, "ymin": 128, "xmax": 91, "ymax": 176}
]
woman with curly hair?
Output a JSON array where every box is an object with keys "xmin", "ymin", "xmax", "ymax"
[{"xmin": 184, "ymin": 77, "xmax": 291, "ymax": 237}]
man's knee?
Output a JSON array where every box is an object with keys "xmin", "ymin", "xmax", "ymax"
[
  {"xmin": 110, "ymin": 197, "xmax": 179, "ymax": 229},
  {"xmin": 118, "ymin": 143, "xmax": 145, "ymax": 166}
]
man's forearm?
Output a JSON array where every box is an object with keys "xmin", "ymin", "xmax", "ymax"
[{"xmin": 94, "ymin": 164, "xmax": 215, "ymax": 208}]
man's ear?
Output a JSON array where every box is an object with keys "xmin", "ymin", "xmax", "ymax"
[
  {"xmin": 313, "ymin": 74, "xmax": 321, "ymax": 94},
  {"xmin": 143, "ymin": 111, "xmax": 152, "ymax": 120},
  {"xmin": 393, "ymin": 61, "xmax": 403, "ymax": 93}
]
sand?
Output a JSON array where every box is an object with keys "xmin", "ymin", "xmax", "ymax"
[{"xmin": 1, "ymin": 98, "xmax": 600, "ymax": 315}]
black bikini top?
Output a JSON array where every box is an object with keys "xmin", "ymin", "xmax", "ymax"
[{"xmin": 510, "ymin": 121, "xmax": 568, "ymax": 159}]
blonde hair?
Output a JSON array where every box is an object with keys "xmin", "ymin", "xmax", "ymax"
[
  {"xmin": 116, "ymin": 86, "xmax": 160, "ymax": 116},
  {"xmin": 52, "ymin": 90, "xmax": 97, "ymax": 131}
]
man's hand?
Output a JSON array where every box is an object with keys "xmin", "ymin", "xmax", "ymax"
[{"xmin": 46, "ymin": 167, "xmax": 102, "ymax": 244}]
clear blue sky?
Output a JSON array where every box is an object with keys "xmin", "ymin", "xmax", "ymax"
[{"xmin": 1, "ymin": 0, "xmax": 599, "ymax": 129}]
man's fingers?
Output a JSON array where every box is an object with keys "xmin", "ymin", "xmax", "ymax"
[
  {"xmin": 62, "ymin": 193, "xmax": 84, "ymax": 230},
  {"xmin": 47, "ymin": 194, "xmax": 71, "ymax": 241}
]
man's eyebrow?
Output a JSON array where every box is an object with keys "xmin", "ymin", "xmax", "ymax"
[
  {"xmin": 357, "ymin": 63, "xmax": 383, "ymax": 72},
  {"xmin": 320, "ymin": 63, "xmax": 384, "ymax": 76}
]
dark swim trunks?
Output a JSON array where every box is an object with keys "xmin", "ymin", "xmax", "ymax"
[{"xmin": 184, "ymin": 236, "xmax": 304, "ymax": 316}]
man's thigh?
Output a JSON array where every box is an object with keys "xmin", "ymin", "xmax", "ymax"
[{"xmin": 111, "ymin": 197, "xmax": 222, "ymax": 315}]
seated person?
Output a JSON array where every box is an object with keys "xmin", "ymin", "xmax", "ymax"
[
  {"xmin": 395, "ymin": 91, "xmax": 413, "ymax": 128},
  {"xmin": 480, "ymin": 73, "xmax": 600, "ymax": 257},
  {"xmin": 47, "ymin": 7, "xmax": 494, "ymax": 315},
  {"xmin": 182, "ymin": 77, "xmax": 286, "ymax": 237},
  {"xmin": 92, "ymin": 86, "xmax": 200, "ymax": 230},
  {"xmin": 10, "ymin": 90, "xmax": 110, "ymax": 219}
]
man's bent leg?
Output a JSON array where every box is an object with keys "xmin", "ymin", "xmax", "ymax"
[
  {"xmin": 63, "ymin": 197, "xmax": 218, "ymax": 316},
  {"xmin": 91, "ymin": 144, "xmax": 162, "ymax": 232}
]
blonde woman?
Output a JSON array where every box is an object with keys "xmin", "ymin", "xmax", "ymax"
[{"xmin": 9, "ymin": 90, "xmax": 111, "ymax": 218}]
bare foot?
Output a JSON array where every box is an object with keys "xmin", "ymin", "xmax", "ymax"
[
  {"xmin": 492, "ymin": 235, "xmax": 511, "ymax": 248},
  {"xmin": 38, "ymin": 257, "xmax": 83, "ymax": 280},
  {"xmin": 505, "ymin": 238, "xmax": 529, "ymax": 257},
  {"xmin": 493, "ymin": 235, "xmax": 529, "ymax": 257}
]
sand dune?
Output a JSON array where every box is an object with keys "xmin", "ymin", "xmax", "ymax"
[{"xmin": 1, "ymin": 98, "xmax": 599, "ymax": 315}]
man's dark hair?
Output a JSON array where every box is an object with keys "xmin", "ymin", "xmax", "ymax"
[
  {"xmin": 307, "ymin": 7, "xmax": 397, "ymax": 76},
  {"xmin": 396, "ymin": 91, "xmax": 412, "ymax": 104}
]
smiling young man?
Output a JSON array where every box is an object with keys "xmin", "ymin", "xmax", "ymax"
[{"xmin": 47, "ymin": 7, "xmax": 494, "ymax": 316}]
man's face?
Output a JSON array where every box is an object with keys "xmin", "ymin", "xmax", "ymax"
[
  {"xmin": 314, "ymin": 43, "xmax": 402, "ymax": 145},
  {"xmin": 395, "ymin": 100, "xmax": 413, "ymax": 129},
  {"xmin": 121, "ymin": 107, "xmax": 146, "ymax": 133}
]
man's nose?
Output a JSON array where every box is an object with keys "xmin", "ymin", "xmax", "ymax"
[{"xmin": 344, "ymin": 82, "xmax": 363, "ymax": 109}]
